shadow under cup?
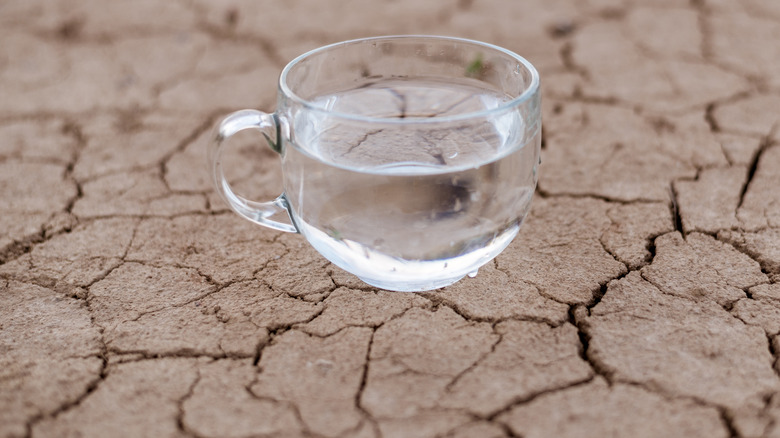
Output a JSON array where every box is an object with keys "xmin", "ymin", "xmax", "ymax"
[{"xmin": 213, "ymin": 36, "xmax": 541, "ymax": 292}]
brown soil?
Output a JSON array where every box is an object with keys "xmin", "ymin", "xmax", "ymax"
[{"xmin": 1, "ymin": 0, "xmax": 780, "ymax": 437}]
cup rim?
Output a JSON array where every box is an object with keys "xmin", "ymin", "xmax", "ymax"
[{"xmin": 278, "ymin": 35, "xmax": 540, "ymax": 125}]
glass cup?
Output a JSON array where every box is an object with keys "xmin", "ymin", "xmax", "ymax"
[{"xmin": 208, "ymin": 35, "xmax": 541, "ymax": 292}]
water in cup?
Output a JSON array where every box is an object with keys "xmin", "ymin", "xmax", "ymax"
[
  {"xmin": 208, "ymin": 36, "xmax": 541, "ymax": 292},
  {"xmin": 282, "ymin": 78, "xmax": 540, "ymax": 291}
]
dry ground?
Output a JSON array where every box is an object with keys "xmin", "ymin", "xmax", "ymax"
[{"xmin": 1, "ymin": 0, "xmax": 780, "ymax": 437}]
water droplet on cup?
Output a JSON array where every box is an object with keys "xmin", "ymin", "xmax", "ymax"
[{"xmin": 467, "ymin": 270, "xmax": 479, "ymax": 278}]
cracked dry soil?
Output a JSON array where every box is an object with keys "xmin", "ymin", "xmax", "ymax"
[{"xmin": 1, "ymin": 0, "xmax": 780, "ymax": 437}]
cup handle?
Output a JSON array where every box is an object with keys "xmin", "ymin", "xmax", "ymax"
[{"xmin": 208, "ymin": 109, "xmax": 298, "ymax": 233}]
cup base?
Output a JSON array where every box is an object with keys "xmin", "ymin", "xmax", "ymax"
[{"xmin": 357, "ymin": 275, "xmax": 466, "ymax": 292}]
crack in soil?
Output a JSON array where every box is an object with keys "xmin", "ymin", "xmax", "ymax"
[
  {"xmin": 23, "ymin": 358, "xmax": 107, "ymax": 438},
  {"xmin": 769, "ymin": 333, "xmax": 780, "ymax": 380},
  {"xmin": 705, "ymin": 102, "xmax": 721, "ymax": 133},
  {"xmin": 62, "ymin": 120, "xmax": 86, "ymax": 214},
  {"xmin": 598, "ymin": 233, "xmax": 631, "ymax": 272},
  {"xmin": 108, "ymin": 349, "xmax": 254, "ymax": 361},
  {"xmin": 0, "ymin": 135, "xmax": 84, "ymax": 266},
  {"xmin": 668, "ymin": 183, "xmax": 685, "ymax": 235},
  {"xmin": 352, "ymin": 328, "xmax": 382, "ymax": 438},
  {"xmin": 251, "ymin": 336, "xmax": 268, "ymax": 367},
  {"xmin": 559, "ymin": 41, "xmax": 589, "ymax": 80},
  {"xmin": 0, "ymin": 229, "xmax": 49, "ymax": 266},
  {"xmin": 569, "ymin": 304, "xmax": 614, "ymax": 384},
  {"xmin": 536, "ymin": 187, "xmax": 663, "ymax": 205},
  {"xmin": 68, "ymin": 219, "xmax": 142, "ymax": 292},
  {"xmin": 263, "ymin": 276, "xmax": 333, "ymax": 306},
  {"xmin": 159, "ymin": 112, "xmax": 222, "ymax": 193},
  {"xmin": 24, "ymin": 292, "xmax": 110, "ymax": 437},
  {"xmin": 737, "ymin": 126, "xmax": 777, "ymax": 210},
  {"xmin": 117, "ymin": 280, "xmax": 226, "ymax": 325},
  {"xmin": 418, "ymin": 289, "xmax": 564, "ymax": 326},
  {"xmin": 715, "ymin": 233, "xmax": 778, "ymax": 285},
  {"xmin": 445, "ymin": 325, "xmax": 503, "ymax": 393},
  {"xmin": 175, "ymin": 367, "xmax": 201, "ymax": 437},
  {"xmin": 487, "ymin": 376, "xmax": 596, "ymax": 423},
  {"xmin": 760, "ymin": 393, "xmax": 778, "ymax": 438},
  {"xmin": 243, "ymin": 379, "xmax": 317, "ymax": 438},
  {"xmin": 251, "ymin": 307, "xmax": 328, "ymax": 368},
  {"xmin": 340, "ymin": 129, "xmax": 385, "ymax": 157},
  {"xmin": 718, "ymin": 406, "xmax": 740, "ymax": 438},
  {"xmin": 570, "ymin": 228, "xmax": 659, "ymax": 384},
  {"xmin": 190, "ymin": 12, "xmax": 288, "ymax": 70},
  {"xmin": 690, "ymin": 0, "xmax": 766, "ymax": 91}
]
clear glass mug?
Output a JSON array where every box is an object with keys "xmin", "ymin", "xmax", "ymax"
[{"xmin": 209, "ymin": 35, "xmax": 541, "ymax": 292}]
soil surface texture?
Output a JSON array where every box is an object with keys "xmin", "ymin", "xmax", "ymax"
[{"xmin": 2, "ymin": 0, "xmax": 780, "ymax": 437}]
